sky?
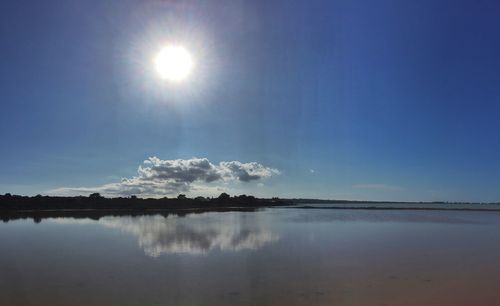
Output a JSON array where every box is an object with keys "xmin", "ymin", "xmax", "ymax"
[{"xmin": 1, "ymin": 0, "xmax": 500, "ymax": 202}]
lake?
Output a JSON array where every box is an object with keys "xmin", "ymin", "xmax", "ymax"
[{"xmin": 2, "ymin": 207, "xmax": 500, "ymax": 305}]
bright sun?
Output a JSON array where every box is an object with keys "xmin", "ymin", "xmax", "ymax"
[{"xmin": 154, "ymin": 45, "xmax": 193, "ymax": 82}]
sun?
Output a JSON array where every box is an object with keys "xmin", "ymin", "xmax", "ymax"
[{"xmin": 154, "ymin": 45, "xmax": 194, "ymax": 82}]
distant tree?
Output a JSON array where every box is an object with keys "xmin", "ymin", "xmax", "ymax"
[
  {"xmin": 177, "ymin": 194, "xmax": 187, "ymax": 200},
  {"xmin": 4, "ymin": 193, "xmax": 11, "ymax": 197},
  {"xmin": 236, "ymin": 194, "xmax": 256, "ymax": 203},
  {"xmin": 130, "ymin": 195, "xmax": 138, "ymax": 200},
  {"xmin": 194, "ymin": 196, "xmax": 207, "ymax": 201},
  {"xmin": 218, "ymin": 192, "xmax": 230, "ymax": 201},
  {"xmin": 89, "ymin": 193, "xmax": 102, "ymax": 199}
]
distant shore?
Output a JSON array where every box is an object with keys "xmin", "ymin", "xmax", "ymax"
[
  {"xmin": 0, "ymin": 193, "xmax": 289, "ymax": 212},
  {"xmin": 292, "ymin": 204, "xmax": 500, "ymax": 212},
  {"xmin": 2, "ymin": 193, "xmax": 500, "ymax": 217}
]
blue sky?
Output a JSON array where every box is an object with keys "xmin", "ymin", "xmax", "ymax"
[{"xmin": 1, "ymin": 0, "xmax": 500, "ymax": 202}]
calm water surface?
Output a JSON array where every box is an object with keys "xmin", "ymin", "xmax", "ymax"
[{"xmin": 2, "ymin": 208, "xmax": 500, "ymax": 306}]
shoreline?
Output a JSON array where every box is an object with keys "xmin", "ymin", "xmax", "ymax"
[
  {"xmin": 3, "ymin": 204, "xmax": 500, "ymax": 223},
  {"xmin": 286, "ymin": 205, "xmax": 500, "ymax": 212},
  {"xmin": 3, "ymin": 194, "xmax": 500, "ymax": 220}
]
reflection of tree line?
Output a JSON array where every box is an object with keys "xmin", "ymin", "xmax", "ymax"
[
  {"xmin": 0, "ymin": 207, "xmax": 260, "ymax": 224},
  {"xmin": 0, "ymin": 192, "xmax": 289, "ymax": 214}
]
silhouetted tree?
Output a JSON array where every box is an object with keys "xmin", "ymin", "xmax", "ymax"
[
  {"xmin": 218, "ymin": 193, "xmax": 230, "ymax": 201},
  {"xmin": 89, "ymin": 193, "xmax": 102, "ymax": 199},
  {"xmin": 177, "ymin": 194, "xmax": 187, "ymax": 200}
]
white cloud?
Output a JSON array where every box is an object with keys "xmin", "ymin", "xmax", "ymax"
[
  {"xmin": 48, "ymin": 157, "xmax": 279, "ymax": 198},
  {"xmin": 219, "ymin": 161, "xmax": 280, "ymax": 182}
]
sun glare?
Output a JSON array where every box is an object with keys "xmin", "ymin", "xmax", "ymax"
[{"xmin": 154, "ymin": 45, "xmax": 193, "ymax": 82}]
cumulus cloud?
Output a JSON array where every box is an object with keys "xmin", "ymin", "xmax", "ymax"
[
  {"xmin": 219, "ymin": 161, "xmax": 279, "ymax": 182},
  {"xmin": 48, "ymin": 157, "xmax": 279, "ymax": 197}
]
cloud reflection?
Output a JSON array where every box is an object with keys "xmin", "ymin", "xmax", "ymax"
[{"xmin": 52, "ymin": 213, "xmax": 279, "ymax": 257}]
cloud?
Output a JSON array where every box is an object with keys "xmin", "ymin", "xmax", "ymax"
[
  {"xmin": 219, "ymin": 161, "xmax": 279, "ymax": 182},
  {"xmin": 353, "ymin": 184, "xmax": 404, "ymax": 192},
  {"xmin": 48, "ymin": 157, "xmax": 279, "ymax": 197}
]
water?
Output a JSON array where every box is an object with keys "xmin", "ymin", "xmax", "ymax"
[{"xmin": 2, "ymin": 208, "xmax": 500, "ymax": 305}]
